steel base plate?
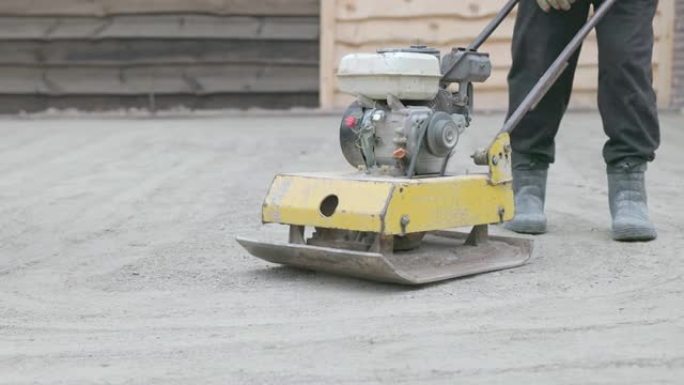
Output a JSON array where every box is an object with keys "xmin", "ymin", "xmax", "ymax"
[{"xmin": 237, "ymin": 231, "xmax": 532, "ymax": 285}]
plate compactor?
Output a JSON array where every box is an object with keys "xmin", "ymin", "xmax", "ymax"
[{"xmin": 237, "ymin": 0, "xmax": 617, "ymax": 285}]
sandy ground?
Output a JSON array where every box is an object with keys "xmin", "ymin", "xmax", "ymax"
[{"xmin": 1, "ymin": 112, "xmax": 683, "ymax": 385}]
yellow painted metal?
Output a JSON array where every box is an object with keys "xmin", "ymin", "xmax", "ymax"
[
  {"xmin": 383, "ymin": 175, "xmax": 514, "ymax": 234},
  {"xmin": 262, "ymin": 174, "xmax": 393, "ymax": 233},
  {"xmin": 262, "ymin": 172, "xmax": 514, "ymax": 235},
  {"xmin": 487, "ymin": 133, "xmax": 514, "ymax": 185}
]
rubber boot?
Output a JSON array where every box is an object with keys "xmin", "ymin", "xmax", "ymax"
[
  {"xmin": 608, "ymin": 162, "xmax": 657, "ymax": 242},
  {"xmin": 505, "ymin": 169, "xmax": 548, "ymax": 234}
]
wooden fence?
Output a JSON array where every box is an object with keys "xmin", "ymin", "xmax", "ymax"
[
  {"xmin": 0, "ymin": 0, "xmax": 681, "ymax": 112},
  {"xmin": 320, "ymin": 0, "xmax": 677, "ymax": 111},
  {"xmin": 0, "ymin": 0, "xmax": 320, "ymax": 112}
]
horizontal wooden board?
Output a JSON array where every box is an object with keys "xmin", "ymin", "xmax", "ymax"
[
  {"xmin": 336, "ymin": 0, "xmax": 665, "ymax": 21},
  {"xmin": 330, "ymin": 64, "xmax": 661, "ymax": 95},
  {"xmin": 0, "ymin": 0, "xmax": 320, "ymax": 17},
  {"xmin": 474, "ymin": 89, "xmax": 603, "ymax": 110},
  {"xmin": 334, "ymin": 14, "xmax": 664, "ymax": 46},
  {"xmin": 0, "ymin": 92, "xmax": 319, "ymax": 113},
  {"xmin": 0, "ymin": 15, "xmax": 319, "ymax": 41},
  {"xmin": 336, "ymin": 16, "xmax": 516, "ymax": 46},
  {"xmin": 332, "ymin": 41, "xmax": 609, "ymax": 69},
  {"xmin": 0, "ymin": 63, "xmax": 319, "ymax": 95},
  {"xmin": 332, "ymin": 89, "xmax": 602, "ymax": 111},
  {"xmin": 0, "ymin": 39, "xmax": 319, "ymax": 65},
  {"xmin": 336, "ymin": 0, "xmax": 518, "ymax": 21},
  {"xmin": 332, "ymin": 40, "xmax": 664, "ymax": 84}
]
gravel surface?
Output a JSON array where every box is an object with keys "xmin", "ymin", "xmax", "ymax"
[{"xmin": 1, "ymin": 112, "xmax": 683, "ymax": 384}]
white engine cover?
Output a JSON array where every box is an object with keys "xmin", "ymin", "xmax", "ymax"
[{"xmin": 337, "ymin": 52, "xmax": 441, "ymax": 100}]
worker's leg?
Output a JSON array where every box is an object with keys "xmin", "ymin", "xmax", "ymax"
[
  {"xmin": 507, "ymin": 0, "xmax": 591, "ymax": 169},
  {"xmin": 595, "ymin": 0, "xmax": 659, "ymax": 242},
  {"xmin": 596, "ymin": 0, "xmax": 660, "ymax": 165},
  {"xmin": 505, "ymin": 0, "xmax": 590, "ymax": 234}
]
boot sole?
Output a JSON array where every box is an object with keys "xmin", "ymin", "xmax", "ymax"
[
  {"xmin": 612, "ymin": 227, "xmax": 657, "ymax": 242},
  {"xmin": 504, "ymin": 222, "xmax": 547, "ymax": 235}
]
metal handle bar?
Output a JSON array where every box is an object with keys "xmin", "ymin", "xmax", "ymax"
[
  {"xmin": 441, "ymin": 0, "xmax": 520, "ymax": 82},
  {"xmin": 500, "ymin": 0, "xmax": 619, "ymax": 135}
]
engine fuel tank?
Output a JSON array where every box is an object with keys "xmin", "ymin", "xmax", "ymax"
[{"xmin": 337, "ymin": 51, "xmax": 442, "ymax": 101}]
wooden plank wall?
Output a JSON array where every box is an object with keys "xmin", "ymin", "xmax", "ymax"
[
  {"xmin": 673, "ymin": 0, "xmax": 684, "ymax": 109},
  {"xmin": 320, "ymin": 0, "xmax": 676, "ymax": 111},
  {"xmin": 0, "ymin": 0, "xmax": 320, "ymax": 112}
]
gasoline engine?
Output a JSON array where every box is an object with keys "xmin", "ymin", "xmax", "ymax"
[{"xmin": 337, "ymin": 46, "xmax": 491, "ymax": 176}]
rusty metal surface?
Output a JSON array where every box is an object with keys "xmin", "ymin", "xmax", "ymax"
[{"xmin": 236, "ymin": 230, "xmax": 532, "ymax": 285}]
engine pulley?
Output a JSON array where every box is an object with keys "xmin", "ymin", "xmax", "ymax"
[{"xmin": 426, "ymin": 112, "xmax": 464, "ymax": 157}]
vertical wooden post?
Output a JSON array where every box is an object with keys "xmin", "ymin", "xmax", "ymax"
[
  {"xmin": 674, "ymin": 0, "xmax": 684, "ymax": 109},
  {"xmin": 319, "ymin": 0, "xmax": 336, "ymax": 109},
  {"xmin": 657, "ymin": 0, "xmax": 676, "ymax": 109}
]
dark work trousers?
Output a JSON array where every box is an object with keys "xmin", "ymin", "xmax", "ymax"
[{"xmin": 507, "ymin": 0, "xmax": 660, "ymax": 170}]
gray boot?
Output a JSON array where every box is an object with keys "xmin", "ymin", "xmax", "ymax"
[
  {"xmin": 505, "ymin": 169, "xmax": 548, "ymax": 234},
  {"xmin": 608, "ymin": 162, "xmax": 657, "ymax": 242}
]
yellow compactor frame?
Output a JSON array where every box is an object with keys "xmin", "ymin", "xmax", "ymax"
[
  {"xmin": 237, "ymin": 134, "xmax": 533, "ymax": 285},
  {"xmin": 263, "ymin": 173, "xmax": 513, "ymax": 236}
]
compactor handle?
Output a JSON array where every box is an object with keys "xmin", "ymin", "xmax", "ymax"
[
  {"xmin": 499, "ymin": 0, "xmax": 619, "ymax": 135},
  {"xmin": 441, "ymin": 0, "xmax": 519, "ymax": 82},
  {"xmin": 468, "ymin": 0, "xmax": 520, "ymax": 52}
]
